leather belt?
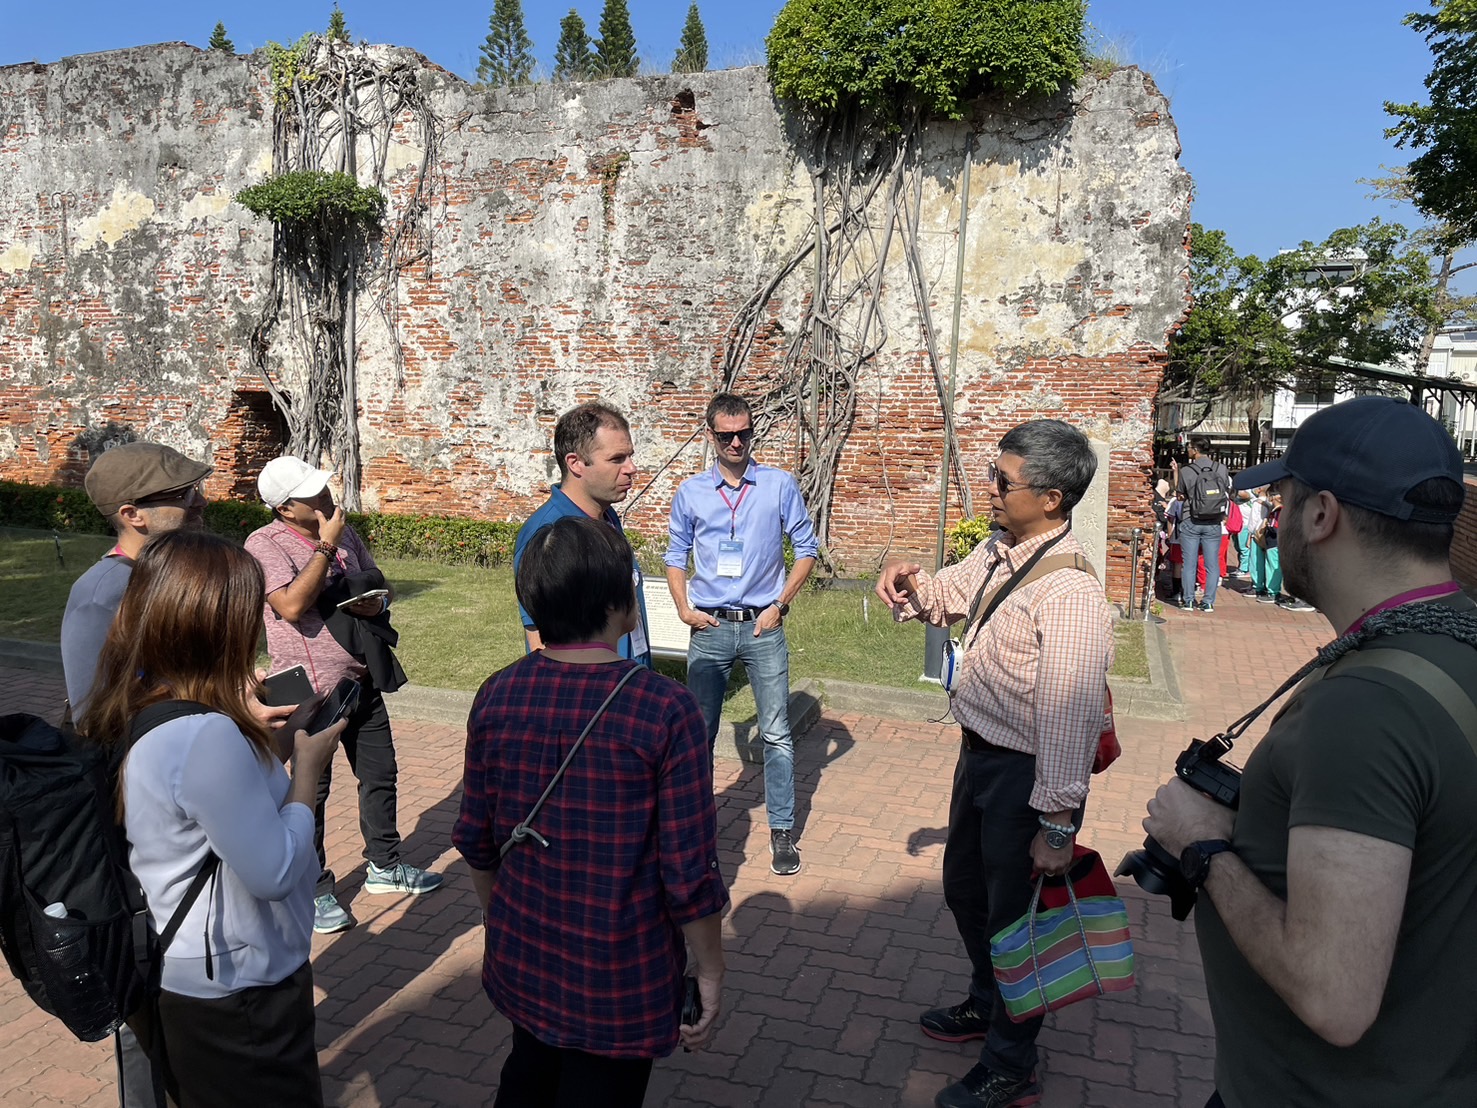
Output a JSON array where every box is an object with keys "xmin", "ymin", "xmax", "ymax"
[
  {"xmin": 961, "ymin": 728, "xmax": 998, "ymax": 753},
  {"xmin": 699, "ymin": 606, "xmax": 762, "ymax": 622}
]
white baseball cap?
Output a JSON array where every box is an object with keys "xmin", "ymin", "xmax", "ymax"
[{"xmin": 258, "ymin": 456, "xmax": 335, "ymax": 508}]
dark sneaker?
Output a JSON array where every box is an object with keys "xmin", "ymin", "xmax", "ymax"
[
  {"xmin": 1194, "ymin": 600, "xmax": 1215, "ymax": 613},
  {"xmin": 934, "ymin": 1063, "xmax": 1042, "ymax": 1108},
  {"xmin": 313, "ymin": 893, "xmax": 355, "ymax": 934},
  {"xmin": 1256, "ymin": 591, "xmax": 1276, "ymax": 603},
  {"xmin": 364, "ymin": 862, "xmax": 445, "ymax": 895},
  {"xmin": 920, "ymin": 997, "xmax": 989, "ymax": 1042},
  {"xmin": 770, "ymin": 829, "xmax": 801, "ymax": 875},
  {"xmin": 1276, "ymin": 595, "xmax": 1314, "ymax": 612},
  {"xmin": 1178, "ymin": 600, "xmax": 1195, "ymax": 612}
]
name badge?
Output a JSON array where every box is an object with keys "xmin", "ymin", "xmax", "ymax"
[
  {"xmin": 717, "ymin": 539, "xmax": 744, "ymax": 577},
  {"xmin": 627, "ymin": 565, "xmax": 649, "ymax": 658}
]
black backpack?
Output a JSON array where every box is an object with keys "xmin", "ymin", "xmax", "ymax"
[
  {"xmin": 1184, "ymin": 459, "xmax": 1230, "ymax": 522},
  {"xmin": 0, "ymin": 702, "xmax": 219, "ymax": 1042}
]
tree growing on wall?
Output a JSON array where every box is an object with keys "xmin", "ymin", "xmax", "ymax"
[
  {"xmin": 554, "ymin": 9, "xmax": 595, "ymax": 80},
  {"xmin": 236, "ymin": 35, "xmax": 444, "ymax": 508},
  {"xmin": 594, "ymin": 0, "xmax": 639, "ymax": 78},
  {"xmin": 741, "ymin": 0, "xmax": 1087, "ymax": 550},
  {"xmin": 208, "ymin": 22, "xmax": 235, "ymax": 52},
  {"xmin": 1386, "ymin": 1, "xmax": 1477, "ymax": 248},
  {"xmin": 673, "ymin": 4, "xmax": 708, "ymax": 73},
  {"xmin": 327, "ymin": 5, "xmax": 351, "ymax": 42},
  {"xmin": 1165, "ymin": 221, "xmax": 1443, "ymax": 467},
  {"xmin": 477, "ymin": 0, "xmax": 535, "ymax": 86}
]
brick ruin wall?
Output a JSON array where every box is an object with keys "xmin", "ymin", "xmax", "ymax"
[{"xmin": 0, "ymin": 45, "xmax": 1193, "ymax": 601}]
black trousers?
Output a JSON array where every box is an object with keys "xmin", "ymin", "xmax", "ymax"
[
  {"xmin": 314, "ymin": 684, "xmax": 402, "ymax": 894},
  {"xmin": 494, "ymin": 1024, "xmax": 654, "ymax": 1108},
  {"xmin": 115, "ymin": 1023, "xmax": 167, "ymax": 1107},
  {"xmin": 155, "ymin": 960, "xmax": 323, "ymax": 1108},
  {"xmin": 941, "ymin": 739, "xmax": 1082, "ymax": 1080}
]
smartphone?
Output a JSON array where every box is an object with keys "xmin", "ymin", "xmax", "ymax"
[
  {"xmin": 336, "ymin": 588, "xmax": 389, "ymax": 611},
  {"xmin": 681, "ymin": 975, "xmax": 702, "ymax": 1026},
  {"xmin": 261, "ymin": 665, "xmax": 314, "ymax": 707},
  {"xmin": 281, "ymin": 676, "xmax": 362, "ymax": 735}
]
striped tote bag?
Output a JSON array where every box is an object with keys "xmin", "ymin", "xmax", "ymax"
[{"xmin": 989, "ymin": 851, "xmax": 1136, "ymax": 1022}]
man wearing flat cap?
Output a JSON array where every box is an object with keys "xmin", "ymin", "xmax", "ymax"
[
  {"xmin": 1142, "ymin": 397, "xmax": 1477, "ymax": 1108},
  {"xmin": 60, "ymin": 440, "xmax": 214, "ymax": 1108},
  {"xmin": 245, "ymin": 456, "xmax": 442, "ymax": 937}
]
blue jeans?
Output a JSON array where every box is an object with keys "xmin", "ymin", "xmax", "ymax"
[
  {"xmin": 1178, "ymin": 520, "xmax": 1224, "ymax": 605},
  {"xmin": 686, "ymin": 620, "xmax": 795, "ymax": 829}
]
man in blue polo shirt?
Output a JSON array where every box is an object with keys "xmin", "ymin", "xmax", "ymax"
[
  {"xmin": 665, "ymin": 392, "xmax": 819, "ymax": 875},
  {"xmin": 514, "ymin": 401, "xmax": 652, "ymax": 665}
]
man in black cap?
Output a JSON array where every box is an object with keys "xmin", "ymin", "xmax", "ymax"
[{"xmin": 1142, "ymin": 396, "xmax": 1477, "ymax": 1108}]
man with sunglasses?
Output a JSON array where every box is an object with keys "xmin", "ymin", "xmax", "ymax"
[
  {"xmin": 875, "ymin": 419, "xmax": 1114, "ymax": 1108},
  {"xmin": 664, "ymin": 393, "xmax": 819, "ymax": 876}
]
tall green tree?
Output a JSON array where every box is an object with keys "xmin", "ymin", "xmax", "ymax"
[
  {"xmin": 327, "ymin": 5, "xmax": 350, "ymax": 42},
  {"xmin": 594, "ymin": 0, "xmax": 639, "ymax": 78},
  {"xmin": 553, "ymin": 9, "xmax": 595, "ymax": 81},
  {"xmin": 1166, "ymin": 221, "xmax": 1442, "ymax": 466},
  {"xmin": 208, "ymin": 22, "xmax": 235, "ymax": 52},
  {"xmin": 672, "ymin": 3, "xmax": 708, "ymax": 73},
  {"xmin": 477, "ymin": 0, "xmax": 535, "ymax": 85},
  {"xmin": 1386, "ymin": 0, "xmax": 1477, "ymax": 248}
]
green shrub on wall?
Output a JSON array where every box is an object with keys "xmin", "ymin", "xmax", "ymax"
[{"xmin": 946, "ymin": 516, "xmax": 994, "ymax": 562}]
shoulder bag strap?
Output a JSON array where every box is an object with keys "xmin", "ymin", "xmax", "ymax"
[
  {"xmin": 1324, "ymin": 647, "xmax": 1477, "ymax": 756},
  {"xmin": 958, "ymin": 531, "xmax": 1070, "ymax": 647},
  {"xmin": 500, "ymin": 665, "xmax": 643, "ymax": 861}
]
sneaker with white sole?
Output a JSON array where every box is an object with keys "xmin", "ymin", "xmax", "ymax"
[
  {"xmin": 363, "ymin": 862, "xmax": 445, "ymax": 895},
  {"xmin": 770, "ymin": 829, "xmax": 801, "ymax": 875},
  {"xmin": 313, "ymin": 893, "xmax": 355, "ymax": 934}
]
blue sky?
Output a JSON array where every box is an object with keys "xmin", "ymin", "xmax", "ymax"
[{"xmin": 4, "ymin": 0, "xmax": 1471, "ymax": 293}]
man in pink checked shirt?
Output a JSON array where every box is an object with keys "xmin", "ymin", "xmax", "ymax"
[{"xmin": 876, "ymin": 419, "xmax": 1114, "ymax": 1108}]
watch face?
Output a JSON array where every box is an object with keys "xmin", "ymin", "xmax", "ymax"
[
  {"xmin": 1044, "ymin": 829, "xmax": 1069, "ymax": 850},
  {"xmin": 1179, "ymin": 844, "xmax": 1202, "ymax": 883}
]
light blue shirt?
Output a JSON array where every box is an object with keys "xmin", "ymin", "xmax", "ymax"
[{"xmin": 664, "ymin": 462, "xmax": 820, "ymax": 609}]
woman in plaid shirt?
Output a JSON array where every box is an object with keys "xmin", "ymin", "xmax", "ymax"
[{"xmin": 454, "ymin": 517, "xmax": 728, "ymax": 1106}]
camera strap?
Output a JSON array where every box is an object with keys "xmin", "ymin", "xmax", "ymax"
[{"xmin": 957, "ymin": 531, "xmax": 1070, "ymax": 653}]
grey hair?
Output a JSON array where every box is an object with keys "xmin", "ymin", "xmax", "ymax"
[{"xmin": 998, "ymin": 419, "xmax": 1097, "ymax": 513}]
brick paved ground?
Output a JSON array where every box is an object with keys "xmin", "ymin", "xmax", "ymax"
[{"xmin": 0, "ymin": 577, "xmax": 1333, "ymax": 1107}]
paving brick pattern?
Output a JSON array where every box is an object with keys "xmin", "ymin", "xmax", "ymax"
[{"xmin": 0, "ymin": 579, "xmax": 1334, "ymax": 1106}]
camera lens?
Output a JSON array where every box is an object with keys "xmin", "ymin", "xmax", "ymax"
[{"xmin": 1116, "ymin": 839, "xmax": 1198, "ymax": 921}]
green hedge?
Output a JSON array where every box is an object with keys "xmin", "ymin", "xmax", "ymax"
[{"xmin": 0, "ymin": 480, "xmax": 648, "ymax": 569}]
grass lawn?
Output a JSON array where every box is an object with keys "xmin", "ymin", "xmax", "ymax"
[{"xmin": 0, "ymin": 530, "xmax": 1150, "ymax": 695}]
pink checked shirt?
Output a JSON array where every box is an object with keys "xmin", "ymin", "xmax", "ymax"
[{"xmin": 897, "ymin": 522, "xmax": 1114, "ymax": 812}]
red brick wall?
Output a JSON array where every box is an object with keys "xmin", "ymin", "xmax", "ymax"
[{"xmin": 1451, "ymin": 477, "xmax": 1477, "ymax": 591}]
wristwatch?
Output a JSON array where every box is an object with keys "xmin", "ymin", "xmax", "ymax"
[
  {"xmin": 1037, "ymin": 815, "xmax": 1077, "ymax": 851},
  {"xmin": 1180, "ymin": 839, "xmax": 1234, "ymax": 889},
  {"xmin": 772, "ymin": 601, "xmax": 791, "ymax": 617}
]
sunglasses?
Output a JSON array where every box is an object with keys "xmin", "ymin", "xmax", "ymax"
[
  {"xmin": 711, "ymin": 427, "xmax": 754, "ymax": 445},
  {"xmin": 133, "ymin": 482, "xmax": 203, "ymax": 507},
  {"xmin": 984, "ymin": 462, "xmax": 1035, "ymax": 496}
]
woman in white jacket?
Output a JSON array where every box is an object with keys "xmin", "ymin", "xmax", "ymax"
[{"xmin": 80, "ymin": 530, "xmax": 344, "ymax": 1107}]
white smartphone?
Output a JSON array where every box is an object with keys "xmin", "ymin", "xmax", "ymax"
[{"xmin": 336, "ymin": 588, "xmax": 389, "ymax": 611}]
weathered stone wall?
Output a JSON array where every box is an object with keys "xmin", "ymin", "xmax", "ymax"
[{"xmin": 0, "ymin": 44, "xmax": 1192, "ymax": 599}]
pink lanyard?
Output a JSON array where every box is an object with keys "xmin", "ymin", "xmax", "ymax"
[
  {"xmin": 282, "ymin": 525, "xmax": 343, "ymax": 571},
  {"xmin": 716, "ymin": 479, "xmax": 750, "ymax": 540},
  {"xmin": 1343, "ymin": 581, "xmax": 1463, "ymax": 636}
]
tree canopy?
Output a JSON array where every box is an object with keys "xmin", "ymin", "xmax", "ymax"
[
  {"xmin": 766, "ymin": 0, "xmax": 1087, "ymax": 121},
  {"xmin": 1386, "ymin": 0, "xmax": 1477, "ymax": 248},
  {"xmin": 327, "ymin": 6, "xmax": 351, "ymax": 43},
  {"xmin": 594, "ymin": 0, "xmax": 639, "ymax": 78},
  {"xmin": 673, "ymin": 4, "xmax": 708, "ymax": 73},
  {"xmin": 208, "ymin": 22, "xmax": 234, "ymax": 52},
  {"xmin": 554, "ymin": 10, "xmax": 595, "ymax": 80},
  {"xmin": 478, "ymin": 0, "xmax": 535, "ymax": 85}
]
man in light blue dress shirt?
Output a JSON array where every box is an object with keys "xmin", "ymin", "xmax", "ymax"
[{"xmin": 664, "ymin": 393, "xmax": 819, "ymax": 875}]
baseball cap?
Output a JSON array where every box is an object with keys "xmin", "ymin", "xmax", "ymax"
[
  {"xmin": 84, "ymin": 442, "xmax": 214, "ymax": 516},
  {"xmin": 258, "ymin": 456, "xmax": 335, "ymax": 508},
  {"xmin": 1233, "ymin": 396, "xmax": 1464, "ymax": 523}
]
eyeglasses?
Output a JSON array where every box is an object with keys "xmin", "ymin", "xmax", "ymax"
[
  {"xmin": 984, "ymin": 462, "xmax": 1035, "ymax": 496},
  {"xmin": 711, "ymin": 427, "xmax": 754, "ymax": 445},
  {"xmin": 134, "ymin": 482, "xmax": 203, "ymax": 508}
]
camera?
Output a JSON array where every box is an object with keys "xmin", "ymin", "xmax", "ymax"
[{"xmin": 1116, "ymin": 734, "xmax": 1242, "ymax": 921}]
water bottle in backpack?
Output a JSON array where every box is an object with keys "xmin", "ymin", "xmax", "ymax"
[{"xmin": 38, "ymin": 902, "xmax": 117, "ymax": 1041}]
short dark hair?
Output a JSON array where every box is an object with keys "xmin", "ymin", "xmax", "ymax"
[
  {"xmin": 553, "ymin": 403, "xmax": 630, "ymax": 478},
  {"xmin": 1285, "ymin": 476, "xmax": 1461, "ymax": 562},
  {"xmin": 516, "ymin": 516, "xmax": 636, "ymax": 644},
  {"xmin": 998, "ymin": 419, "xmax": 1098, "ymax": 513},
  {"xmin": 1190, "ymin": 436, "xmax": 1212, "ymax": 454},
  {"xmin": 705, "ymin": 393, "xmax": 752, "ymax": 428}
]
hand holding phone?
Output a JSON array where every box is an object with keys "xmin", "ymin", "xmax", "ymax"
[
  {"xmin": 336, "ymin": 588, "xmax": 389, "ymax": 612},
  {"xmin": 260, "ymin": 665, "xmax": 313, "ymax": 707}
]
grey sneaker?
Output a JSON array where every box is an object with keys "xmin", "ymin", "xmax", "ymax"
[
  {"xmin": 364, "ymin": 862, "xmax": 445, "ymax": 895},
  {"xmin": 1256, "ymin": 591, "xmax": 1276, "ymax": 603},
  {"xmin": 934, "ymin": 1063, "xmax": 1041, "ymax": 1108},
  {"xmin": 1276, "ymin": 595, "xmax": 1314, "ymax": 612},
  {"xmin": 770, "ymin": 829, "xmax": 801, "ymax": 875},
  {"xmin": 313, "ymin": 893, "xmax": 355, "ymax": 934}
]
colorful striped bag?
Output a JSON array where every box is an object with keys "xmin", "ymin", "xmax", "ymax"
[{"xmin": 989, "ymin": 850, "xmax": 1135, "ymax": 1022}]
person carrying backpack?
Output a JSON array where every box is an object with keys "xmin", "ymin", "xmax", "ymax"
[
  {"xmin": 78, "ymin": 530, "xmax": 345, "ymax": 1108},
  {"xmin": 1176, "ymin": 436, "xmax": 1232, "ymax": 612}
]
